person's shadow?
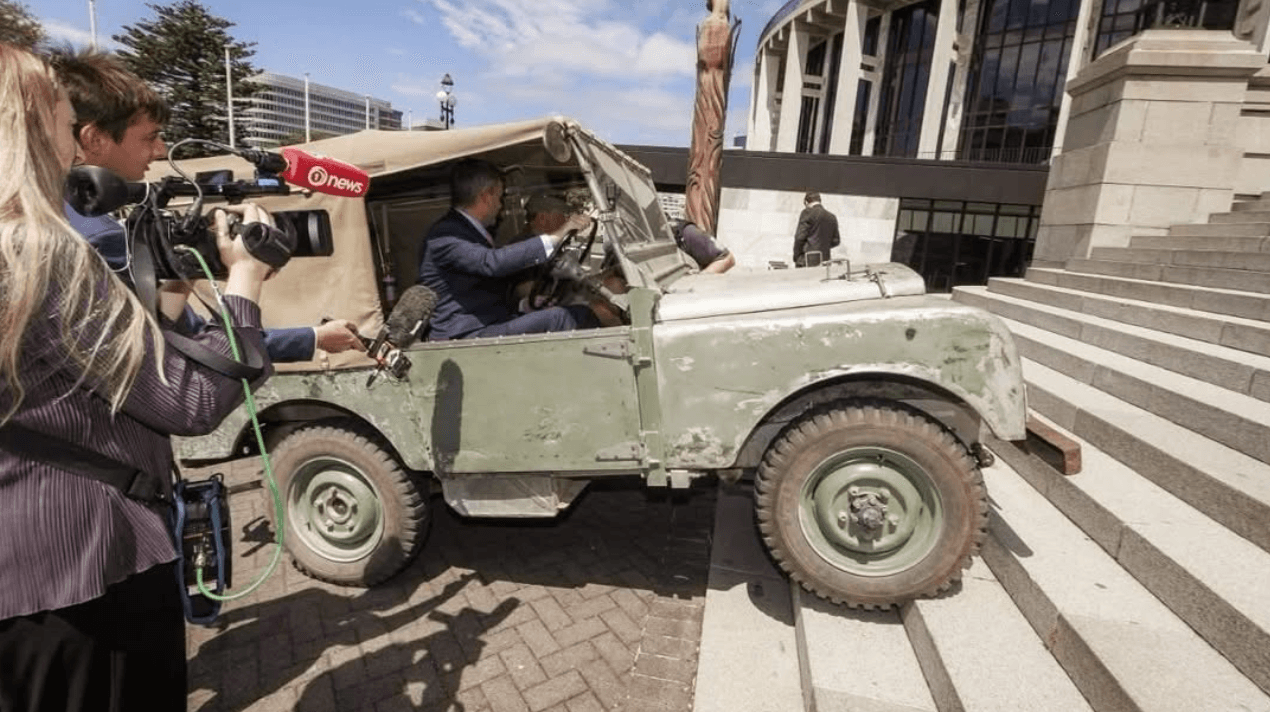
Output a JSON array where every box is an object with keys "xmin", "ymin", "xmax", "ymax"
[
  {"xmin": 189, "ymin": 533, "xmax": 517, "ymax": 712},
  {"xmin": 293, "ymin": 598, "xmax": 520, "ymax": 711}
]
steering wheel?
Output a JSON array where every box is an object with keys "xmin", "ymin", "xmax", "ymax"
[{"xmin": 527, "ymin": 220, "xmax": 599, "ymax": 307}]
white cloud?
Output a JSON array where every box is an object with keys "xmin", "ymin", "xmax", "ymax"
[
  {"xmin": 422, "ymin": 0, "xmax": 695, "ymax": 80},
  {"xmin": 41, "ymin": 19, "xmax": 118, "ymax": 50}
]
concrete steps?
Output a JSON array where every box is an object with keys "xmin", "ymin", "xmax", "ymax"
[
  {"xmin": 956, "ymin": 284, "xmax": 1270, "ymax": 401},
  {"xmin": 1025, "ymin": 267, "xmax": 1270, "ymax": 323},
  {"xmin": 979, "ymin": 457, "xmax": 1270, "ymax": 711},
  {"xmin": 1089, "ymin": 246, "xmax": 1270, "ymax": 272},
  {"xmin": 986, "ymin": 415, "xmax": 1270, "ymax": 696},
  {"xmin": 1064, "ymin": 257, "xmax": 1270, "ymax": 295}
]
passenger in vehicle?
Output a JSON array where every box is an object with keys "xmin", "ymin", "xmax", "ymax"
[{"xmin": 417, "ymin": 160, "xmax": 598, "ymax": 340}]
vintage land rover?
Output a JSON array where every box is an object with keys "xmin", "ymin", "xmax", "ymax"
[{"xmin": 161, "ymin": 117, "xmax": 1027, "ymax": 609}]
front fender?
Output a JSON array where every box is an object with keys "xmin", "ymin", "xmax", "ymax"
[{"xmin": 654, "ymin": 296, "xmax": 1027, "ymax": 469}]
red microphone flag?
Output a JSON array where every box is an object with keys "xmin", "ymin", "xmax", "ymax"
[{"xmin": 279, "ymin": 147, "xmax": 370, "ymax": 198}]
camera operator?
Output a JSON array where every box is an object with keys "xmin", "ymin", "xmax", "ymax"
[
  {"xmin": 0, "ymin": 44, "xmax": 275, "ymax": 710},
  {"xmin": 47, "ymin": 47, "xmax": 365, "ymax": 360}
]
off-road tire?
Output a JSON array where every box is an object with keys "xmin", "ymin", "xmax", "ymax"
[
  {"xmin": 268, "ymin": 421, "xmax": 430, "ymax": 586},
  {"xmin": 755, "ymin": 401, "xmax": 986, "ymax": 609}
]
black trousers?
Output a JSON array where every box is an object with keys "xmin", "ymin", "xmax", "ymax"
[{"xmin": 0, "ymin": 561, "xmax": 187, "ymax": 712}]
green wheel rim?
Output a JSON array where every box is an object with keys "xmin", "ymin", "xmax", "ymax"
[
  {"xmin": 798, "ymin": 446, "xmax": 943, "ymax": 577},
  {"xmin": 287, "ymin": 455, "xmax": 385, "ymax": 563}
]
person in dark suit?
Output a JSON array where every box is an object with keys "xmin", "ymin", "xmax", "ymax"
[
  {"xmin": 793, "ymin": 191, "xmax": 841, "ymax": 267},
  {"xmin": 418, "ymin": 160, "xmax": 598, "ymax": 340}
]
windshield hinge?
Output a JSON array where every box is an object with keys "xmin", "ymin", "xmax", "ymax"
[{"xmin": 583, "ymin": 341, "xmax": 630, "ymax": 360}]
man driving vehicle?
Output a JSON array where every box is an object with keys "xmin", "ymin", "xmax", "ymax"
[{"xmin": 417, "ymin": 159, "xmax": 598, "ymax": 340}]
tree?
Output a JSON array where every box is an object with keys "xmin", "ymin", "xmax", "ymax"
[
  {"xmin": 0, "ymin": 0, "xmax": 47, "ymax": 50},
  {"xmin": 113, "ymin": 1, "xmax": 259, "ymax": 157}
]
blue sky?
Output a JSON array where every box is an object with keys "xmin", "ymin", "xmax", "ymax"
[{"xmin": 29, "ymin": 0, "xmax": 786, "ymax": 146}]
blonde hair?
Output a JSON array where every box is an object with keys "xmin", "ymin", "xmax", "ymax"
[{"xmin": 0, "ymin": 43, "xmax": 162, "ymax": 422}]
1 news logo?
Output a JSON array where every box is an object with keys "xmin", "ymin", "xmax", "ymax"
[{"xmin": 306, "ymin": 165, "xmax": 366, "ymax": 195}]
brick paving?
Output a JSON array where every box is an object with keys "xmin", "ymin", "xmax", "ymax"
[{"xmin": 182, "ymin": 458, "xmax": 717, "ymax": 712}]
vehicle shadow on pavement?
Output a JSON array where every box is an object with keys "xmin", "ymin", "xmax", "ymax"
[{"xmin": 188, "ymin": 477, "xmax": 716, "ymax": 712}]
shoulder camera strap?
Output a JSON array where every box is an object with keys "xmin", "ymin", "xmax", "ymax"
[{"xmin": 0, "ymin": 422, "xmax": 167, "ymax": 504}]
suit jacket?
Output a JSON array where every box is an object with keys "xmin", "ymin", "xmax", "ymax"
[
  {"xmin": 417, "ymin": 209, "xmax": 551, "ymax": 340},
  {"xmin": 64, "ymin": 201, "xmax": 316, "ymax": 362},
  {"xmin": 793, "ymin": 203, "xmax": 840, "ymax": 267}
]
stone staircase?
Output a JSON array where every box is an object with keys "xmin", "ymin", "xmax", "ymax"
[{"xmin": 695, "ymin": 197, "xmax": 1270, "ymax": 712}]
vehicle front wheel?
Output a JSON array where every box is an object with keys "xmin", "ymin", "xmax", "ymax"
[
  {"xmin": 268, "ymin": 422, "xmax": 430, "ymax": 586},
  {"xmin": 755, "ymin": 401, "xmax": 986, "ymax": 609}
]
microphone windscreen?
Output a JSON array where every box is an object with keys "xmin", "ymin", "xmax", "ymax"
[
  {"xmin": 65, "ymin": 165, "xmax": 137, "ymax": 216},
  {"xmin": 385, "ymin": 285, "xmax": 437, "ymax": 348}
]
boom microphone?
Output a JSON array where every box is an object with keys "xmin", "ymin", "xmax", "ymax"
[
  {"xmin": 364, "ymin": 285, "xmax": 436, "ymax": 387},
  {"xmin": 385, "ymin": 285, "xmax": 438, "ymax": 349},
  {"xmin": 237, "ymin": 147, "xmax": 370, "ymax": 198}
]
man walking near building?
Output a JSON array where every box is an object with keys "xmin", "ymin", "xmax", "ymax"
[{"xmin": 793, "ymin": 191, "xmax": 840, "ymax": 267}]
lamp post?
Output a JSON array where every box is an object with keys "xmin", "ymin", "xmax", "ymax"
[
  {"xmin": 88, "ymin": 0, "xmax": 98, "ymax": 50},
  {"xmin": 436, "ymin": 74, "xmax": 456, "ymax": 130},
  {"xmin": 225, "ymin": 46, "xmax": 234, "ymax": 148},
  {"xmin": 304, "ymin": 73, "xmax": 311, "ymax": 143}
]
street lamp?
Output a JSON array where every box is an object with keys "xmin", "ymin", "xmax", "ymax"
[{"xmin": 436, "ymin": 74, "xmax": 456, "ymax": 130}]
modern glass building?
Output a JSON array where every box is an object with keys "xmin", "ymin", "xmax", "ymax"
[
  {"xmin": 239, "ymin": 72, "xmax": 404, "ymax": 149},
  {"xmin": 749, "ymin": 0, "xmax": 1246, "ymax": 163},
  {"xmin": 743, "ymin": 0, "xmax": 1255, "ymax": 288}
]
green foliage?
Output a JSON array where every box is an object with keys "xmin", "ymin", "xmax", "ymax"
[
  {"xmin": 113, "ymin": 1, "xmax": 259, "ymax": 157},
  {"xmin": 0, "ymin": 0, "xmax": 47, "ymax": 50}
]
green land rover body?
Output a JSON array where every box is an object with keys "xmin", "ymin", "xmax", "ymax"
[{"xmin": 164, "ymin": 117, "xmax": 1027, "ymax": 608}]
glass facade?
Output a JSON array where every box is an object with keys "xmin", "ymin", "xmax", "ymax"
[
  {"xmin": 874, "ymin": 0, "xmax": 940, "ymax": 157},
  {"xmin": 1094, "ymin": 0, "xmax": 1238, "ymax": 57},
  {"xmin": 891, "ymin": 198, "xmax": 1039, "ymax": 291},
  {"xmin": 849, "ymin": 79, "xmax": 872, "ymax": 155},
  {"xmin": 957, "ymin": 0, "xmax": 1081, "ymax": 164}
]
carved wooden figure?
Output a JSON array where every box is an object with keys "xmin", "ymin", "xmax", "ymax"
[{"xmin": 685, "ymin": 0, "xmax": 739, "ymax": 236}]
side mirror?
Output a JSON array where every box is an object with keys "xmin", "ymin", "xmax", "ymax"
[{"xmin": 544, "ymin": 121, "xmax": 573, "ymax": 163}]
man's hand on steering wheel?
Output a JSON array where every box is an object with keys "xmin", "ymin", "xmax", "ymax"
[{"xmin": 530, "ymin": 214, "xmax": 595, "ymax": 305}]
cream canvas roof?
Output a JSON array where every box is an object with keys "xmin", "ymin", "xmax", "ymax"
[{"xmin": 143, "ymin": 116, "xmax": 560, "ymax": 183}]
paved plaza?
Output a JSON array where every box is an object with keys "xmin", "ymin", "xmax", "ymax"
[{"xmin": 183, "ymin": 458, "xmax": 717, "ymax": 712}]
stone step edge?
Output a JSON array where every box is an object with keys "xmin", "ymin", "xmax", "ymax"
[
  {"xmin": 978, "ymin": 459, "xmax": 1270, "ymax": 712},
  {"xmin": 986, "ymin": 428, "xmax": 1270, "ymax": 696},
  {"xmin": 1026, "ymin": 266, "xmax": 1270, "ymax": 303},
  {"xmin": 1023, "ymin": 267, "xmax": 1270, "ymax": 325},
  {"xmin": 984, "ymin": 277, "xmax": 1270, "ymax": 357},
  {"xmin": 901, "ymin": 559, "xmax": 1095, "ymax": 712},
  {"xmin": 1090, "ymin": 247, "xmax": 1270, "ymax": 270},
  {"xmin": 956, "ymin": 285, "xmax": 1270, "ymax": 401},
  {"xmin": 999, "ymin": 315, "xmax": 1270, "ymax": 465},
  {"xmin": 1064, "ymin": 258, "xmax": 1270, "ymax": 296},
  {"xmin": 1020, "ymin": 357, "xmax": 1270, "ymax": 553}
]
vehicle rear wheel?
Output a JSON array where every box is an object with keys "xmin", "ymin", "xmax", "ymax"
[
  {"xmin": 754, "ymin": 401, "xmax": 986, "ymax": 609},
  {"xmin": 268, "ymin": 422, "xmax": 430, "ymax": 586}
]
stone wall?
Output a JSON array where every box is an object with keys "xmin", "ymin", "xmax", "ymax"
[
  {"xmin": 1034, "ymin": 30, "xmax": 1264, "ymax": 264},
  {"xmin": 714, "ymin": 188, "xmax": 899, "ymax": 270}
]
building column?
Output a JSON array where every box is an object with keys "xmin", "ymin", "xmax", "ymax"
[
  {"xmin": 1033, "ymin": 30, "xmax": 1264, "ymax": 265},
  {"xmin": 828, "ymin": 0, "xmax": 866, "ymax": 154},
  {"xmin": 1050, "ymin": 0, "xmax": 1101, "ymax": 157},
  {"xmin": 917, "ymin": 0, "xmax": 960, "ymax": 159},
  {"xmin": 939, "ymin": 0, "xmax": 984, "ymax": 160},
  {"xmin": 749, "ymin": 48, "xmax": 778, "ymax": 152},
  {"xmin": 861, "ymin": 11, "xmax": 891, "ymax": 155},
  {"xmin": 775, "ymin": 26, "xmax": 809, "ymax": 152}
]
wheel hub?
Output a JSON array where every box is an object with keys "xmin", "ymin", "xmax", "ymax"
[
  {"xmin": 289, "ymin": 460, "xmax": 384, "ymax": 562},
  {"xmin": 799, "ymin": 446, "xmax": 941, "ymax": 576}
]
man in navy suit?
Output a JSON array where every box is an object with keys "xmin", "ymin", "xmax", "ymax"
[{"xmin": 418, "ymin": 160, "xmax": 598, "ymax": 340}]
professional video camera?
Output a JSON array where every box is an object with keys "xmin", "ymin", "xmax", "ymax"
[{"xmin": 65, "ymin": 139, "xmax": 368, "ymax": 281}]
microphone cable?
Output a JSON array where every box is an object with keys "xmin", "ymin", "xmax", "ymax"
[{"xmin": 173, "ymin": 244, "xmax": 286, "ymax": 605}]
